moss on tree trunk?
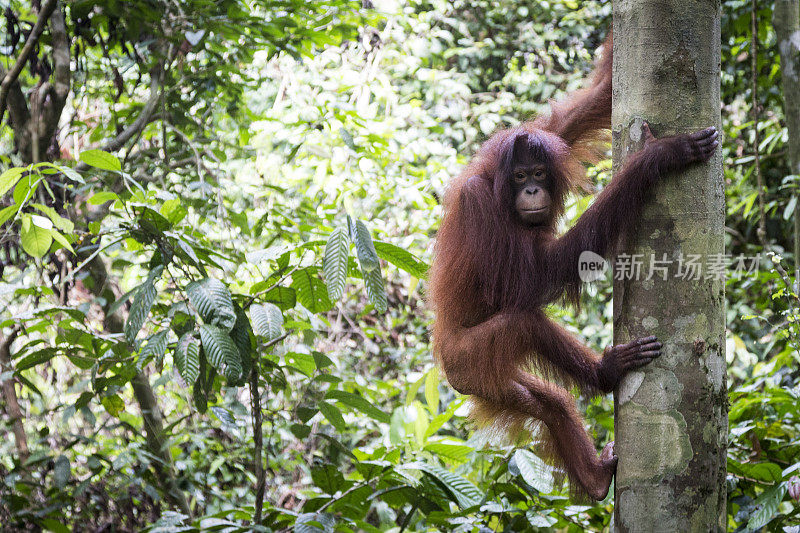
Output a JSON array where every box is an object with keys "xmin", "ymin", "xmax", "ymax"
[{"xmin": 611, "ymin": 1, "xmax": 727, "ymax": 531}]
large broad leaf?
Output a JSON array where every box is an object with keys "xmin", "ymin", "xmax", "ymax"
[
  {"xmin": 137, "ymin": 330, "xmax": 168, "ymax": 370},
  {"xmin": 79, "ymin": 149, "xmax": 121, "ymax": 171},
  {"xmin": 291, "ymin": 268, "xmax": 332, "ymax": 313},
  {"xmin": 199, "ymin": 324, "xmax": 242, "ymax": 382},
  {"xmin": 53, "ymin": 455, "xmax": 71, "ymax": 490},
  {"xmin": 318, "ymin": 401, "xmax": 346, "ymax": 432},
  {"xmin": 746, "ymin": 483, "xmax": 787, "ymax": 532},
  {"xmin": 310, "ymin": 463, "xmax": 346, "ymax": 495},
  {"xmin": 31, "ymin": 203, "xmax": 74, "ymax": 233},
  {"xmin": 0, "ymin": 167, "xmax": 25, "ymax": 197},
  {"xmin": 362, "ymin": 266, "xmax": 387, "ymax": 313},
  {"xmin": 125, "ymin": 266, "xmax": 163, "ymax": 344},
  {"xmin": 424, "ymin": 367, "xmax": 440, "ymax": 414},
  {"xmin": 727, "ymin": 458, "xmax": 783, "ymax": 483},
  {"xmin": 374, "ymin": 241, "xmax": 429, "ymax": 279},
  {"xmin": 325, "ymin": 390, "xmax": 390, "ymax": 423},
  {"xmin": 406, "ymin": 461, "xmax": 483, "ymax": 509},
  {"xmin": 193, "ymin": 374, "xmax": 207, "ymax": 414},
  {"xmin": 352, "ymin": 220, "xmax": 379, "ymax": 273},
  {"xmin": 510, "ymin": 449, "xmax": 554, "ymax": 494},
  {"xmin": 186, "ymin": 277, "xmax": 237, "ymax": 332},
  {"xmin": 423, "ymin": 442, "xmax": 473, "ymax": 464},
  {"xmin": 250, "ymin": 303, "xmax": 283, "ymax": 340},
  {"xmin": 323, "ymin": 227, "xmax": 349, "ymax": 300},
  {"xmin": 0, "ymin": 204, "xmax": 20, "ymax": 226},
  {"xmin": 20, "ymin": 215, "xmax": 52, "ymax": 258},
  {"xmin": 229, "ymin": 306, "xmax": 254, "ymax": 384},
  {"xmin": 264, "ymin": 285, "xmax": 296, "ymax": 310},
  {"xmin": 174, "ymin": 332, "xmax": 201, "ymax": 385}
]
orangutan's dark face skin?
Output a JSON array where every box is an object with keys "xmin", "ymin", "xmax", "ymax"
[{"xmin": 511, "ymin": 161, "xmax": 552, "ymax": 225}]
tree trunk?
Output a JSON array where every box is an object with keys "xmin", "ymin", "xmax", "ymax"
[
  {"xmin": 0, "ymin": 329, "xmax": 26, "ymax": 460},
  {"xmin": 611, "ymin": 2, "xmax": 727, "ymax": 531},
  {"xmin": 774, "ymin": 0, "xmax": 800, "ymax": 282}
]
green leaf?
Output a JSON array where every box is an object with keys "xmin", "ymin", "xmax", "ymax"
[
  {"xmin": 374, "ymin": 241, "xmax": 429, "ymax": 279},
  {"xmin": 138, "ymin": 330, "xmax": 169, "ymax": 369},
  {"xmin": 362, "ymin": 266, "xmax": 387, "ymax": 313},
  {"xmin": 211, "ymin": 406, "xmax": 236, "ymax": 425},
  {"xmin": 294, "ymin": 512, "xmax": 336, "ymax": 533},
  {"xmin": 251, "ymin": 303, "xmax": 283, "ymax": 340},
  {"xmin": 20, "ymin": 215, "xmax": 52, "ymax": 257},
  {"xmin": 325, "ymin": 390, "xmax": 390, "ymax": 423},
  {"xmin": 291, "ymin": 268, "xmax": 332, "ymax": 313},
  {"xmin": 55, "ymin": 164, "xmax": 85, "ymax": 183},
  {"xmin": 53, "ymin": 455, "xmax": 71, "ymax": 490},
  {"xmin": 319, "ymin": 401, "xmax": 346, "ymax": 432},
  {"xmin": 87, "ymin": 191, "xmax": 120, "ymax": 205},
  {"xmin": 229, "ymin": 306, "xmax": 254, "ymax": 384},
  {"xmin": 340, "ymin": 127, "xmax": 356, "ymax": 150},
  {"xmin": 101, "ymin": 395, "xmax": 125, "ymax": 417},
  {"xmin": 323, "ymin": 227, "xmax": 350, "ymax": 300},
  {"xmin": 31, "ymin": 203, "xmax": 74, "ymax": 233},
  {"xmin": 746, "ymin": 483, "xmax": 787, "ymax": 531},
  {"xmin": 727, "ymin": 458, "xmax": 783, "ymax": 483},
  {"xmin": 312, "ymin": 351, "xmax": 333, "ymax": 369},
  {"xmin": 264, "ymin": 285, "xmax": 297, "ymax": 310},
  {"xmin": 423, "ymin": 442, "xmax": 472, "ymax": 463},
  {"xmin": 172, "ymin": 332, "xmax": 200, "ymax": 385},
  {"xmin": 424, "ymin": 367, "xmax": 440, "ymax": 414},
  {"xmin": 186, "ymin": 277, "xmax": 237, "ymax": 332},
  {"xmin": 0, "ymin": 204, "xmax": 20, "ymax": 226},
  {"xmin": 286, "ymin": 352, "xmax": 317, "ymax": 377},
  {"xmin": 511, "ymin": 449, "xmax": 554, "ymax": 494},
  {"xmin": 80, "ymin": 149, "xmax": 122, "ymax": 171},
  {"xmin": 38, "ymin": 519, "xmax": 69, "ymax": 533},
  {"xmin": 407, "ymin": 461, "xmax": 483, "ymax": 508},
  {"xmin": 527, "ymin": 509, "xmax": 558, "ymax": 528},
  {"xmin": 353, "ymin": 220, "xmax": 379, "ymax": 272},
  {"xmin": 125, "ymin": 266, "xmax": 163, "ymax": 344},
  {"xmin": 425, "ymin": 398, "xmax": 462, "ymax": 438},
  {"xmin": 161, "ymin": 198, "xmax": 187, "ymax": 224},
  {"xmin": 50, "ymin": 230, "xmax": 75, "ymax": 255},
  {"xmin": 199, "ymin": 324, "xmax": 242, "ymax": 382},
  {"xmin": 193, "ymin": 372, "xmax": 207, "ymax": 414},
  {"xmin": 13, "ymin": 173, "xmax": 37, "ymax": 205},
  {"xmin": 311, "ymin": 463, "xmax": 346, "ymax": 495},
  {"xmin": 108, "ymin": 285, "xmax": 138, "ymax": 318},
  {"xmin": 0, "ymin": 167, "xmax": 25, "ymax": 197},
  {"xmin": 15, "ymin": 348, "xmax": 57, "ymax": 371}
]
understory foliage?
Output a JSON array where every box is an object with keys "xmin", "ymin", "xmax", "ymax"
[{"xmin": 0, "ymin": 0, "xmax": 798, "ymax": 531}]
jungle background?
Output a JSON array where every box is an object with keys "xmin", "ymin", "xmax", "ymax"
[{"xmin": 0, "ymin": 0, "xmax": 798, "ymax": 531}]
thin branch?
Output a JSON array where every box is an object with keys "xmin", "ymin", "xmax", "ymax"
[
  {"xmin": 75, "ymin": 66, "xmax": 165, "ymax": 172},
  {"xmin": 0, "ymin": 0, "xmax": 58, "ymax": 123},
  {"xmin": 263, "ymin": 332, "xmax": 290, "ymax": 350},
  {"xmin": 244, "ymin": 264, "xmax": 302, "ymax": 309}
]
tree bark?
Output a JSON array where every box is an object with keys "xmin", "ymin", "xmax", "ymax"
[
  {"xmin": 774, "ymin": 0, "xmax": 800, "ymax": 282},
  {"xmin": 0, "ymin": 328, "xmax": 26, "ymax": 460},
  {"xmin": 611, "ymin": 2, "xmax": 727, "ymax": 531}
]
